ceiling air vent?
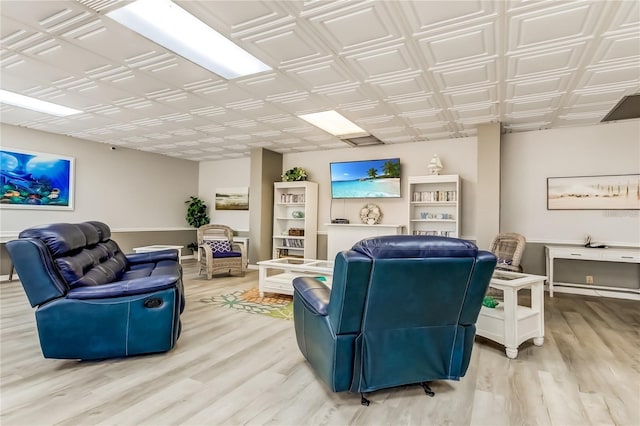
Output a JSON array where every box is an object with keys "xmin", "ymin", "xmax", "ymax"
[
  {"xmin": 601, "ymin": 94, "xmax": 640, "ymax": 122},
  {"xmin": 340, "ymin": 135, "xmax": 384, "ymax": 147}
]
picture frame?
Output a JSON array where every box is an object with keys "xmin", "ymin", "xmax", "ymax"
[
  {"xmin": 0, "ymin": 147, "xmax": 75, "ymax": 210},
  {"xmin": 547, "ymin": 174, "xmax": 640, "ymax": 210},
  {"xmin": 215, "ymin": 187, "xmax": 249, "ymax": 210}
]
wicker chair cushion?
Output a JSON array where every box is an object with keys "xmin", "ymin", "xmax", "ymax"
[{"xmin": 204, "ymin": 239, "xmax": 232, "ymax": 253}]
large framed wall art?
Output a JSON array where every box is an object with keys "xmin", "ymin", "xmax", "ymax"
[
  {"xmin": 0, "ymin": 147, "xmax": 75, "ymax": 210},
  {"xmin": 547, "ymin": 174, "xmax": 640, "ymax": 210}
]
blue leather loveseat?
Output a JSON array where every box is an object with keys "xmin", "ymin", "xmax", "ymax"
[
  {"xmin": 6, "ymin": 221, "xmax": 185, "ymax": 360},
  {"xmin": 293, "ymin": 235, "xmax": 496, "ymax": 404}
]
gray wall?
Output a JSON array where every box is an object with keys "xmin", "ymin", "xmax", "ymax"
[
  {"xmin": 501, "ymin": 121, "xmax": 639, "ymax": 245},
  {"xmin": 198, "ymin": 157, "xmax": 251, "ymax": 232},
  {"xmin": 1, "ymin": 123, "xmax": 198, "ymax": 232},
  {"xmin": 1, "ymin": 123, "xmax": 198, "ymax": 276}
]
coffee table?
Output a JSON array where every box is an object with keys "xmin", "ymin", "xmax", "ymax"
[
  {"xmin": 257, "ymin": 258, "xmax": 334, "ymax": 297},
  {"xmin": 476, "ymin": 270, "xmax": 546, "ymax": 358}
]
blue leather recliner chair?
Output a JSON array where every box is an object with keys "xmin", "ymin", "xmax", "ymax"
[
  {"xmin": 293, "ymin": 235, "xmax": 496, "ymax": 404},
  {"xmin": 6, "ymin": 221, "xmax": 185, "ymax": 360}
]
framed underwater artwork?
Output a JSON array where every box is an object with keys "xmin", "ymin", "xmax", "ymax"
[{"xmin": 0, "ymin": 147, "xmax": 75, "ymax": 210}]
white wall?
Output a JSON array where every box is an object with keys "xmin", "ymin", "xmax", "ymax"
[
  {"xmin": 0, "ymin": 124, "xmax": 198, "ymax": 236},
  {"xmin": 198, "ymin": 157, "xmax": 251, "ymax": 232},
  {"xmin": 283, "ymin": 137, "xmax": 478, "ymax": 239},
  {"xmin": 501, "ymin": 121, "xmax": 640, "ymax": 246}
]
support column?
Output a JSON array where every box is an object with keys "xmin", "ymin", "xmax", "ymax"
[
  {"xmin": 475, "ymin": 122, "xmax": 501, "ymax": 250},
  {"xmin": 249, "ymin": 148, "xmax": 282, "ymax": 264}
]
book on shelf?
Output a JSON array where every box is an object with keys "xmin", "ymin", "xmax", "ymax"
[
  {"xmin": 281, "ymin": 238, "xmax": 304, "ymax": 248},
  {"xmin": 412, "ymin": 230, "xmax": 456, "ymax": 237},
  {"xmin": 280, "ymin": 193, "xmax": 305, "ymax": 203},
  {"xmin": 412, "ymin": 191, "xmax": 457, "ymax": 202}
]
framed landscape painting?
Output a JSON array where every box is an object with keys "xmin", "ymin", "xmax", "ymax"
[
  {"xmin": 215, "ymin": 187, "xmax": 249, "ymax": 210},
  {"xmin": 547, "ymin": 174, "xmax": 640, "ymax": 210},
  {"xmin": 0, "ymin": 148, "xmax": 75, "ymax": 210}
]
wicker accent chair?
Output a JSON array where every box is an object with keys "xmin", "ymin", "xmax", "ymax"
[
  {"xmin": 197, "ymin": 224, "xmax": 246, "ymax": 279},
  {"xmin": 490, "ymin": 233, "xmax": 526, "ymax": 272}
]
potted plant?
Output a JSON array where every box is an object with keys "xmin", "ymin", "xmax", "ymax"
[
  {"xmin": 185, "ymin": 196, "xmax": 210, "ymax": 255},
  {"xmin": 282, "ymin": 166, "xmax": 308, "ymax": 182}
]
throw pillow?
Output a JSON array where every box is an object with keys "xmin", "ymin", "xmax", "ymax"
[{"xmin": 204, "ymin": 239, "xmax": 232, "ymax": 254}]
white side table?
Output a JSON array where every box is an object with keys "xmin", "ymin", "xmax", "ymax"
[
  {"xmin": 476, "ymin": 270, "xmax": 546, "ymax": 359},
  {"xmin": 133, "ymin": 245, "xmax": 184, "ymax": 263}
]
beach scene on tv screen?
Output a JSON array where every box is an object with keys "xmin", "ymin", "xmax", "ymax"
[{"xmin": 331, "ymin": 158, "xmax": 401, "ymax": 198}]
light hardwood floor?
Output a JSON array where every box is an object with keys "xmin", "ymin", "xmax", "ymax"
[{"xmin": 1, "ymin": 261, "xmax": 639, "ymax": 426}]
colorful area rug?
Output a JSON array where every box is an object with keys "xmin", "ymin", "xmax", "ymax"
[{"xmin": 200, "ymin": 288, "xmax": 293, "ymax": 320}]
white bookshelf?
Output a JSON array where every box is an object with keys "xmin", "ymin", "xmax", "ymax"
[
  {"xmin": 407, "ymin": 174, "xmax": 461, "ymax": 238},
  {"xmin": 272, "ymin": 181, "xmax": 318, "ymax": 259}
]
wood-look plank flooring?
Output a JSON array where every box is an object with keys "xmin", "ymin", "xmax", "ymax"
[{"xmin": 1, "ymin": 261, "xmax": 639, "ymax": 426}]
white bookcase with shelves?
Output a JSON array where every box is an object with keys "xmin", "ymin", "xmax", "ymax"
[
  {"xmin": 408, "ymin": 174, "xmax": 461, "ymax": 238},
  {"xmin": 273, "ymin": 181, "xmax": 318, "ymax": 259}
]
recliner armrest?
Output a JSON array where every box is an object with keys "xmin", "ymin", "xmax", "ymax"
[
  {"xmin": 293, "ymin": 277, "xmax": 330, "ymax": 316},
  {"xmin": 66, "ymin": 275, "xmax": 179, "ymax": 300},
  {"xmin": 126, "ymin": 250, "xmax": 179, "ymax": 265}
]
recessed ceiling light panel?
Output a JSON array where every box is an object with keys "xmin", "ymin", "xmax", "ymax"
[
  {"xmin": 298, "ymin": 110, "xmax": 368, "ymax": 138},
  {"xmin": 107, "ymin": 0, "xmax": 271, "ymax": 79},
  {"xmin": 0, "ymin": 89, "xmax": 82, "ymax": 117}
]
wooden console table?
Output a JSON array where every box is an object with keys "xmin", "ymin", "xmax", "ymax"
[{"xmin": 545, "ymin": 245, "xmax": 640, "ymax": 299}]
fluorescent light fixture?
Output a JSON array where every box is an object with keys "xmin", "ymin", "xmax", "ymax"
[
  {"xmin": 298, "ymin": 110, "xmax": 368, "ymax": 138},
  {"xmin": 0, "ymin": 89, "xmax": 82, "ymax": 117},
  {"xmin": 107, "ymin": 0, "xmax": 271, "ymax": 79}
]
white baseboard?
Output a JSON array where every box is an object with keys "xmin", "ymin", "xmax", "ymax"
[{"xmin": 549, "ymin": 285, "xmax": 640, "ymax": 301}]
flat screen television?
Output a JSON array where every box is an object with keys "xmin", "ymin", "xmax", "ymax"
[{"xmin": 330, "ymin": 158, "xmax": 401, "ymax": 199}]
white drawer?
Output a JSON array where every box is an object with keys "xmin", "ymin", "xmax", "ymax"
[
  {"xmin": 602, "ymin": 251, "xmax": 640, "ymax": 263},
  {"xmin": 562, "ymin": 251, "xmax": 598, "ymax": 259}
]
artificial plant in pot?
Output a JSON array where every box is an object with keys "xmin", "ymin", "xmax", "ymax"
[
  {"xmin": 282, "ymin": 166, "xmax": 308, "ymax": 182},
  {"xmin": 185, "ymin": 196, "xmax": 210, "ymax": 253}
]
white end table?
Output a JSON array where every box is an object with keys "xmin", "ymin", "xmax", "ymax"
[
  {"xmin": 476, "ymin": 270, "xmax": 546, "ymax": 359},
  {"xmin": 133, "ymin": 245, "xmax": 184, "ymax": 263}
]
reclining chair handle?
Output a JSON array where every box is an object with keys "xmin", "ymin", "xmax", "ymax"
[{"xmin": 144, "ymin": 298, "xmax": 163, "ymax": 308}]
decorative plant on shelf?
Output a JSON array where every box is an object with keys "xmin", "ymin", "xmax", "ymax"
[
  {"xmin": 185, "ymin": 196, "xmax": 210, "ymax": 253},
  {"xmin": 282, "ymin": 166, "xmax": 308, "ymax": 182}
]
